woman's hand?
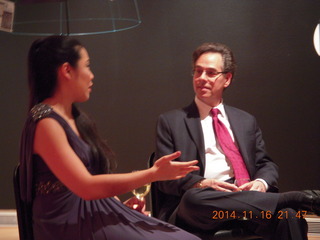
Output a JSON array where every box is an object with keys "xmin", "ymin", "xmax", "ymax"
[
  {"xmin": 152, "ymin": 151, "xmax": 199, "ymax": 181},
  {"xmin": 123, "ymin": 197, "xmax": 150, "ymax": 216}
]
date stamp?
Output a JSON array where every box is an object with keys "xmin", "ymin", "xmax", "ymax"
[{"xmin": 212, "ymin": 210, "xmax": 307, "ymax": 220}]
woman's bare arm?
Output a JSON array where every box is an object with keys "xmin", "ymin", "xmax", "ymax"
[{"xmin": 33, "ymin": 118, "xmax": 199, "ymax": 200}]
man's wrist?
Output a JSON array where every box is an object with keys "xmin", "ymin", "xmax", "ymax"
[
  {"xmin": 192, "ymin": 179, "xmax": 205, "ymax": 188},
  {"xmin": 255, "ymin": 178, "xmax": 268, "ymax": 190}
]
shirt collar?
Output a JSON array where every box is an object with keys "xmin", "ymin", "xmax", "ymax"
[{"xmin": 194, "ymin": 97, "xmax": 227, "ymax": 120}]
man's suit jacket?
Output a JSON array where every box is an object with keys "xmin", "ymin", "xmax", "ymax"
[{"xmin": 155, "ymin": 101, "xmax": 279, "ymax": 221}]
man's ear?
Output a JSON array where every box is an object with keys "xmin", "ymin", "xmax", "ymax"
[
  {"xmin": 224, "ymin": 72, "xmax": 232, "ymax": 88},
  {"xmin": 58, "ymin": 62, "xmax": 73, "ymax": 79}
]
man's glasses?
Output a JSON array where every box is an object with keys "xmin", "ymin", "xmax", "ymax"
[{"xmin": 192, "ymin": 68, "xmax": 228, "ymax": 79}]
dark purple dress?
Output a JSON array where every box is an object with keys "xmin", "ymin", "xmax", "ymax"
[{"xmin": 19, "ymin": 103, "xmax": 200, "ymax": 240}]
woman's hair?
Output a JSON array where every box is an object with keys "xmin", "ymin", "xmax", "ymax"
[
  {"xmin": 28, "ymin": 36, "xmax": 116, "ymax": 173},
  {"xmin": 28, "ymin": 35, "xmax": 82, "ymax": 109},
  {"xmin": 72, "ymin": 106, "xmax": 116, "ymax": 174}
]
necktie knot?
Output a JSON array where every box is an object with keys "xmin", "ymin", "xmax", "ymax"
[{"xmin": 211, "ymin": 108, "xmax": 219, "ymax": 117}]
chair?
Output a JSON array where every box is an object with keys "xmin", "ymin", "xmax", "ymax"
[
  {"xmin": 13, "ymin": 164, "xmax": 34, "ymax": 240},
  {"xmin": 148, "ymin": 153, "xmax": 262, "ymax": 240}
]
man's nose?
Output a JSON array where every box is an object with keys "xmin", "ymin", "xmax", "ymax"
[
  {"xmin": 195, "ymin": 77, "xmax": 206, "ymax": 86},
  {"xmin": 199, "ymin": 71, "xmax": 209, "ymax": 80}
]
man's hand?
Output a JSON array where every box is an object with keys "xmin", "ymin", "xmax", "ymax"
[
  {"xmin": 239, "ymin": 180, "xmax": 266, "ymax": 192},
  {"xmin": 201, "ymin": 178, "xmax": 240, "ymax": 192}
]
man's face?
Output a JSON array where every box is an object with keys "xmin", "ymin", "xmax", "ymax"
[{"xmin": 192, "ymin": 52, "xmax": 232, "ymax": 106}]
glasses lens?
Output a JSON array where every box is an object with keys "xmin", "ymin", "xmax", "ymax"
[{"xmin": 193, "ymin": 68, "xmax": 222, "ymax": 79}]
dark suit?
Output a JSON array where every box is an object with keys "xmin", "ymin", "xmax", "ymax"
[{"xmin": 155, "ymin": 101, "xmax": 307, "ymax": 239}]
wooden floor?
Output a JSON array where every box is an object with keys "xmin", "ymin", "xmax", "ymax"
[
  {"xmin": 0, "ymin": 226, "xmax": 19, "ymax": 240},
  {"xmin": 0, "ymin": 226, "xmax": 319, "ymax": 240}
]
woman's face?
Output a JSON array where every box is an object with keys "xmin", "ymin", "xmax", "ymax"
[{"xmin": 70, "ymin": 47, "xmax": 94, "ymax": 102}]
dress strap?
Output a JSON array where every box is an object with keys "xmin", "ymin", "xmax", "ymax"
[{"xmin": 30, "ymin": 103, "xmax": 53, "ymax": 122}]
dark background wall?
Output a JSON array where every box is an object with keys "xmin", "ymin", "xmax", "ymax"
[{"xmin": 0, "ymin": 0, "xmax": 319, "ymax": 208}]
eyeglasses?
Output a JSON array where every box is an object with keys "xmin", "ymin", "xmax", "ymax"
[{"xmin": 192, "ymin": 68, "xmax": 228, "ymax": 79}]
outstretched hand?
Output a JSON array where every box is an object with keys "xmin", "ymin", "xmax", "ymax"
[{"xmin": 152, "ymin": 151, "xmax": 199, "ymax": 181}]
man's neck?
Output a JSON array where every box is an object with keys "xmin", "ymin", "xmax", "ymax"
[
  {"xmin": 195, "ymin": 97, "xmax": 223, "ymax": 120},
  {"xmin": 197, "ymin": 97, "xmax": 222, "ymax": 108}
]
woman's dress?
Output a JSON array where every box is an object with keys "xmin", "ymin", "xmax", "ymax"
[{"xmin": 19, "ymin": 103, "xmax": 200, "ymax": 240}]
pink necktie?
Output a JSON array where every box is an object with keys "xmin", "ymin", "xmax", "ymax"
[{"xmin": 211, "ymin": 108, "xmax": 250, "ymax": 186}]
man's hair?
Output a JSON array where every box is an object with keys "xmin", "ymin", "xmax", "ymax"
[{"xmin": 192, "ymin": 42, "xmax": 236, "ymax": 80}]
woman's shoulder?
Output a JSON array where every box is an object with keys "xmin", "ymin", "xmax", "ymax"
[
  {"xmin": 31, "ymin": 104, "xmax": 64, "ymax": 134},
  {"xmin": 32, "ymin": 105, "xmax": 71, "ymax": 154},
  {"xmin": 28, "ymin": 103, "xmax": 69, "ymax": 135},
  {"xmin": 30, "ymin": 103, "xmax": 68, "ymax": 125},
  {"xmin": 30, "ymin": 103, "xmax": 54, "ymax": 122}
]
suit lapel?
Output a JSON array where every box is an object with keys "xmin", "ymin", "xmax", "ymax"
[
  {"xmin": 183, "ymin": 102, "xmax": 206, "ymax": 171},
  {"xmin": 224, "ymin": 105, "xmax": 251, "ymax": 175}
]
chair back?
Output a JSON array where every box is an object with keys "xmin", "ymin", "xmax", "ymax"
[
  {"xmin": 148, "ymin": 152, "xmax": 164, "ymax": 218},
  {"xmin": 13, "ymin": 164, "xmax": 34, "ymax": 240}
]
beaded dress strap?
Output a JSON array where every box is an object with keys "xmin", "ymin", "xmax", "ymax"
[{"xmin": 30, "ymin": 103, "xmax": 53, "ymax": 122}]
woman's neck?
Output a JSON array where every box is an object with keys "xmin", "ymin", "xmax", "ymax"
[
  {"xmin": 43, "ymin": 98, "xmax": 81, "ymax": 136},
  {"xmin": 42, "ymin": 98, "xmax": 73, "ymax": 120}
]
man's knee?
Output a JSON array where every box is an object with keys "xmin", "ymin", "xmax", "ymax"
[
  {"xmin": 178, "ymin": 188, "xmax": 221, "ymax": 219},
  {"xmin": 179, "ymin": 188, "xmax": 205, "ymax": 213}
]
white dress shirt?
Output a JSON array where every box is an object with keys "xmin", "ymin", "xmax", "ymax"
[
  {"xmin": 195, "ymin": 97, "xmax": 235, "ymax": 181},
  {"xmin": 195, "ymin": 97, "xmax": 268, "ymax": 189}
]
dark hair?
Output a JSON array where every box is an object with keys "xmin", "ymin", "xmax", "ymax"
[
  {"xmin": 28, "ymin": 35, "xmax": 82, "ymax": 109},
  {"xmin": 192, "ymin": 42, "xmax": 236, "ymax": 81},
  {"xmin": 72, "ymin": 106, "xmax": 116, "ymax": 174},
  {"xmin": 28, "ymin": 36, "xmax": 116, "ymax": 173}
]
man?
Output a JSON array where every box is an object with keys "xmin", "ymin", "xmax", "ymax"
[{"xmin": 155, "ymin": 42, "xmax": 319, "ymax": 239}]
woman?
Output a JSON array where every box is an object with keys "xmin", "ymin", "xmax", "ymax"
[{"xmin": 19, "ymin": 35, "xmax": 200, "ymax": 240}]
